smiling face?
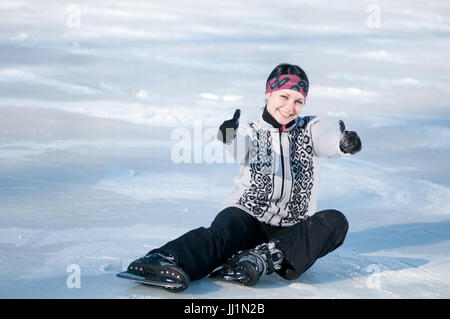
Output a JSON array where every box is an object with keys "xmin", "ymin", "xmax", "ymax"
[{"xmin": 265, "ymin": 89, "xmax": 305, "ymax": 125}]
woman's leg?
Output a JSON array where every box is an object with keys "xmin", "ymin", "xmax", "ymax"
[
  {"xmin": 268, "ymin": 209, "xmax": 349, "ymax": 280},
  {"xmin": 150, "ymin": 206, "xmax": 266, "ymax": 280}
]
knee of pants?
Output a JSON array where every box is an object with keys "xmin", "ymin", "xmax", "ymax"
[
  {"xmin": 211, "ymin": 207, "xmax": 254, "ymax": 232},
  {"xmin": 210, "ymin": 207, "xmax": 263, "ymax": 251},
  {"xmin": 319, "ymin": 209, "xmax": 349, "ymax": 243}
]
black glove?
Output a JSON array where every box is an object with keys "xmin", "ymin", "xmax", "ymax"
[
  {"xmin": 217, "ymin": 109, "xmax": 240, "ymax": 145},
  {"xmin": 339, "ymin": 120, "xmax": 362, "ymax": 154}
]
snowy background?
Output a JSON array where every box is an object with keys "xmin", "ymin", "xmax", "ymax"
[{"xmin": 1, "ymin": 0, "xmax": 449, "ymax": 298}]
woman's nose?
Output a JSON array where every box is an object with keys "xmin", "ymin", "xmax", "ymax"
[{"xmin": 287, "ymin": 100, "xmax": 296, "ymax": 111}]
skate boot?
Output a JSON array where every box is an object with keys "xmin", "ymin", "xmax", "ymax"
[
  {"xmin": 209, "ymin": 241, "xmax": 284, "ymax": 286},
  {"xmin": 117, "ymin": 251, "xmax": 189, "ymax": 292}
]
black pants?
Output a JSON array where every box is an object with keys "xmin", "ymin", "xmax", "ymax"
[{"xmin": 151, "ymin": 207, "xmax": 348, "ymax": 281}]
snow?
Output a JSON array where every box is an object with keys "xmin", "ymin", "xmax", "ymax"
[{"xmin": 1, "ymin": 0, "xmax": 449, "ymax": 299}]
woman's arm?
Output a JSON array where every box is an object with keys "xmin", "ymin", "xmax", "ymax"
[
  {"xmin": 310, "ymin": 117, "xmax": 342, "ymax": 158},
  {"xmin": 310, "ymin": 117, "xmax": 362, "ymax": 158}
]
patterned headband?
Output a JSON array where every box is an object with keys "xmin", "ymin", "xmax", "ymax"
[{"xmin": 265, "ymin": 74, "xmax": 309, "ymax": 97}]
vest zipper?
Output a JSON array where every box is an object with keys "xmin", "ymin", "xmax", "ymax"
[{"xmin": 275, "ymin": 131, "xmax": 285, "ymax": 211}]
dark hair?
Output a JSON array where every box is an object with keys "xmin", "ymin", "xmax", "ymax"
[{"xmin": 266, "ymin": 63, "xmax": 309, "ymax": 88}]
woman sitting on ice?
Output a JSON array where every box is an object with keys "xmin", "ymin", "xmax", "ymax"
[{"xmin": 119, "ymin": 63, "xmax": 362, "ymax": 292}]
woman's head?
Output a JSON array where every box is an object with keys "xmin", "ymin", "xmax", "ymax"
[{"xmin": 265, "ymin": 63, "xmax": 309, "ymax": 125}]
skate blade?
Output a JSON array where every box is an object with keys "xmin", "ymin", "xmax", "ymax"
[
  {"xmin": 209, "ymin": 269, "xmax": 246, "ymax": 281},
  {"xmin": 223, "ymin": 274, "xmax": 246, "ymax": 281},
  {"xmin": 117, "ymin": 271, "xmax": 184, "ymax": 289}
]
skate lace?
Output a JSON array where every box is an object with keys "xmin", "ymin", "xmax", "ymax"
[{"xmin": 155, "ymin": 252, "xmax": 176, "ymax": 266}]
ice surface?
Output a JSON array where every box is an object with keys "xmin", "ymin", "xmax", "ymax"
[{"xmin": 0, "ymin": 0, "xmax": 449, "ymax": 299}]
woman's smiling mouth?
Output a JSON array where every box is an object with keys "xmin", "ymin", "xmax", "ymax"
[{"xmin": 278, "ymin": 109, "xmax": 294, "ymax": 118}]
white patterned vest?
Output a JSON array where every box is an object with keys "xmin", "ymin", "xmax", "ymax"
[{"xmin": 223, "ymin": 114, "xmax": 344, "ymax": 227}]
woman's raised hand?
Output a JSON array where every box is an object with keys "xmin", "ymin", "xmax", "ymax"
[
  {"xmin": 339, "ymin": 120, "xmax": 362, "ymax": 154},
  {"xmin": 217, "ymin": 109, "xmax": 241, "ymax": 144}
]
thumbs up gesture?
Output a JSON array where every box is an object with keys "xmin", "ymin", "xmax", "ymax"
[
  {"xmin": 217, "ymin": 109, "xmax": 241, "ymax": 144},
  {"xmin": 339, "ymin": 120, "xmax": 362, "ymax": 154}
]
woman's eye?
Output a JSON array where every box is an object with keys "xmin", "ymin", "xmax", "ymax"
[
  {"xmin": 296, "ymin": 100, "xmax": 304, "ymax": 104},
  {"xmin": 281, "ymin": 95, "xmax": 288, "ymax": 99}
]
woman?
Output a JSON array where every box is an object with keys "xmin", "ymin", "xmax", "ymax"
[{"xmin": 118, "ymin": 63, "xmax": 362, "ymax": 292}]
